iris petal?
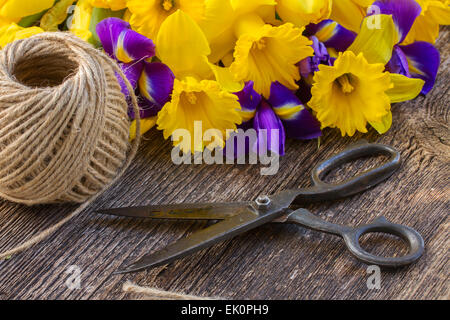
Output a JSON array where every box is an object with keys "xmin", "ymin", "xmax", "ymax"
[
  {"xmin": 96, "ymin": 17, "xmax": 129, "ymax": 57},
  {"xmin": 138, "ymin": 61, "xmax": 175, "ymax": 116},
  {"xmin": 305, "ymin": 19, "xmax": 356, "ymax": 52},
  {"xmin": 115, "ymin": 27, "xmax": 156, "ymax": 63},
  {"xmin": 371, "ymin": 0, "xmax": 422, "ymax": 44},
  {"xmin": 253, "ymin": 101, "xmax": 286, "ymax": 156},
  {"xmin": 399, "ymin": 41, "xmax": 440, "ymax": 95},
  {"xmin": 299, "ymin": 36, "xmax": 332, "ymax": 80},
  {"xmin": 268, "ymin": 82, "xmax": 322, "ymax": 140},
  {"xmin": 117, "ymin": 60, "xmax": 144, "ymax": 97},
  {"xmin": 386, "ymin": 45, "xmax": 410, "ymax": 77},
  {"xmin": 234, "ymin": 81, "xmax": 262, "ymax": 123},
  {"xmin": 97, "ymin": 17, "xmax": 155, "ymax": 63}
]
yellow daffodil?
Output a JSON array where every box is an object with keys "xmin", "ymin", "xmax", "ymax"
[
  {"xmin": 126, "ymin": 0, "xmax": 205, "ymax": 41},
  {"xmin": 155, "ymin": 10, "xmax": 242, "ymax": 153},
  {"xmin": 230, "ymin": 12, "xmax": 313, "ymax": 97},
  {"xmin": 198, "ymin": 0, "xmax": 277, "ymax": 63},
  {"xmin": 275, "ymin": 0, "xmax": 332, "ymax": 27},
  {"xmin": 0, "ymin": 0, "xmax": 55, "ymax": 23},
  {"xmin": 89, "ymin": 0, "xmax": 127, "ymax": 11},
  {"xmin": 309, "ymin": 15, "xmax": 425, "ymax": 136},
  {"xmin": 0, "ymin": 22, "xmax": 43, "ymax": 47},
  {"xmin": 69, "ymin": 0, "xmax": 94, "ymax": 41},
  {"xmin": 403, "ymin": 0, "xmax": 450, "ymax": 44},
  {"xmin": 329, "ymin": 0, "xmax": 372, "ymax": 33}
]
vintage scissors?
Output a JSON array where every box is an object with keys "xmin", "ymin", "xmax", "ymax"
[{"xmin": 98, "ymin": 141, "xmax": 424, "ymax": 274}]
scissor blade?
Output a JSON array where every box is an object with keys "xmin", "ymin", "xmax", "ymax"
[
  {"xmin": 115, "ymin": 206, "xmax": 276, "ymax": 274},
  {"xmin": 97, "ymin": 202, "xmax": 252, "ymax": 220}
]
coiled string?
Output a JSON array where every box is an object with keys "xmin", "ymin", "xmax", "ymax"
[{"xmin": 0, "ymin": 32, "xmax": 141, "ymax": 259}]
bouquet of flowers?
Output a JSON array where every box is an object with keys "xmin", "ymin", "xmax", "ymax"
[{"xmin": 1, "ymin": 0, "xmax": 448, "ymax": 155}]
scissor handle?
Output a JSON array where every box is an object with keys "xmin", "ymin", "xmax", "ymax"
[
  {"xmin": 341, "ymin": 216, "xmax": 425, "ymax": 267},
  {"xmin": 293, "ymin": 141, "xmax": 401, "ymax": 203},
  {"xmin": 286, "ymin": 209, "xmax": 424, "ymax": 267}
]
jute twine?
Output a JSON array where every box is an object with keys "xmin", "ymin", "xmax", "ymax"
[
  {"xmin": 123, "ymin": 281, "xmax": 219, "ymax": 300},
  {"xmin": 0, "ymin": 32, "xmax": 141, "ymax": 259}
]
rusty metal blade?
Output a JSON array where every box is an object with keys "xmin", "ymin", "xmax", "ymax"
[
  {"xmin": 114, "ymin": 206, "xmax": 269, "ymax": 274},
  {"xmin": 97, "ymin": 202, "xmax": 252, "ymax": 220}
]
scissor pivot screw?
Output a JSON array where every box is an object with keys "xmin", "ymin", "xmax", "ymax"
[{"xmin": 256, "ymin": 195, "xmax": 271, "ymax": 208}]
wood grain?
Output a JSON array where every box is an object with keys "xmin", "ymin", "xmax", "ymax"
[{"xmin": 0, "ymin": 28, "xmax": 448, "ymax": 300}]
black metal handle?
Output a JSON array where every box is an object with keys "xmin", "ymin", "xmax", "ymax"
[
  {"xmin": 293, "ymin": 141, "xmax": 401, "ymax": 203},
  {"xmin": 341, "ymin": 216, "xmax": 424, "ymax": 267},
  {"xmin": 286, "ymin": 209, "xmax": 424, "ymax": 267}
]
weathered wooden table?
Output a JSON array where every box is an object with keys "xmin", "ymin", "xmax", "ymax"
[{"xmin": 0, "ymin": 29, "xmax": 448, "ymax": 300}]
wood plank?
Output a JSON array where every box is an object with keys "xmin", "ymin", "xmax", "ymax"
[{"xmin": 0, "ymin": 27, "xmax": 448, "ymax": 300}]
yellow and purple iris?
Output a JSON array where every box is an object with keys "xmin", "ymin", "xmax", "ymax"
[
  {"xmin": 96, "ymin": 18, "xmax": 175, "ymax": 137},
  {"xmin": 229, "ymin": 81, "xmax": 321, "ymax": 156},
  {"xmin": 373, "ymin": 0, "xmax": 441, "ymax": 94}
]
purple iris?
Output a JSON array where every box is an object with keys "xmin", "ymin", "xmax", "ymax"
[
  {"xmin": 298, "ymin": 20, "xmax": 355, "ymax": 101},
  {"xmin": 304, "ymin": 19, "xmax": 357, "ymax": 52},
  {"xmin": 372, "ymin": 0, "xmax": 440, "ymax": 94},
  {"xmin": 299, "ymin": 36, "xmax": 334, "ymax": 81},
  {"xmin": 96, "ymin": 18, "xmax": 175, "ymax": 119},
  {"xmin": 227, "ymin": 81, "xmax": 322, "ymax": 157}
]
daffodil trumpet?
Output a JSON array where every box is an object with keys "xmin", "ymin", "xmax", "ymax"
[{"xmin": 230, "ymin": 12, "xmax": 314, "ymax": 98}]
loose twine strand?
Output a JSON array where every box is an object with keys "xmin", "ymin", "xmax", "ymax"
[
  {"xmin": 0, "ymin": 32, "xmax": 141, "ymax": 259},
  {"xmin": 123, "ymin": 281, "xmax": 219, "ymax": 300}
]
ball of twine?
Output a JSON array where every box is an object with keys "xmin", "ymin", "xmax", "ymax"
[{"xmin": 0, "ymin": 32, "xmax": 141, "ymax": 258}]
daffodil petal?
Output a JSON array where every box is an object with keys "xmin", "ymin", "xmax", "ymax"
[
  {"xmin": 425, "ymin": 0, "xmax": 450, "ymax": 25},
  {"xmin": 330, "ymin": 0, "xmax": 366, "ymax": 33},
  {"xmin": 348, "ymin": 14, "xmax": 398, "ymax": 65},
  {"xmin": 230, "ymin": 0, "xmax": 277, "ymax": 16},
  {"xmin": 276, "ymin": 0, "xmax": 332, "ymax": 27},
  {"xmin": 0, "ymin": 0, "xmax": 55, "ymax": 19},
  {"xmin": 210, "ymin": 63, "xmax": 244, "ymax": 93},
  {"xmin": 268, "ymin": 82, "xmax": 321, "ymax": 140},
  {"xmin": 369, "ymin": 111, "xmax": 392, "ymax": 134},
  {"xmin": 0, "ymin": 23, "xmax": 43, "ymax": 47},
  {"xmin": 386, "ymin": 73, "xmax": 424, "ymax": 103},
  {"xmin": 69, "ymin": 0, "xmax": 94, "ymax": 42},
  {"xmin": 371, "ymin": 0, "xmax": 421, "ymax": 44},
  {"xmin": 399, "ymin": 41, "xmax": 440, "ymax": 95},
  {"xmin": 156, "ymin": 10, "xmax": 211, "ymax": 78}
]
